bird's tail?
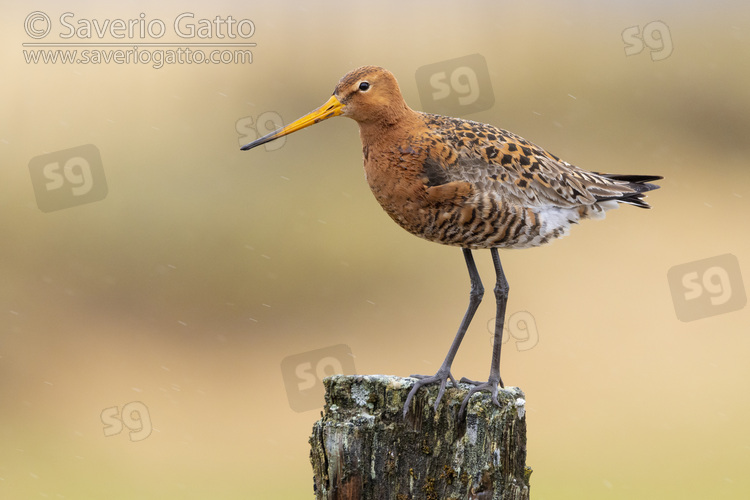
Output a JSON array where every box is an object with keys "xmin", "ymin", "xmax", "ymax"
[{"xmin": 599, "ymin": 174, "xmax": 662, "ymax": 209}]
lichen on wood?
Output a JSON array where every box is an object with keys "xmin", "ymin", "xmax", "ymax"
[{"xmin": 310, "ymin": 374, "xmax": 530, "ymax": 499}]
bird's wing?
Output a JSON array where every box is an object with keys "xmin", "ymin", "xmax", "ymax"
[{"xmin": 422, "ymin": 115, "xmax": 658, "ymax": 209}]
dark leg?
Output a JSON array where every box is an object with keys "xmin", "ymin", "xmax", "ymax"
[
  {"xmin": 459, "ymin": 247, "xmax": 508, "ymax": 418},
  {"xmin": 403, "ymin": 248, "xmax": 484, "ymax": 417}
]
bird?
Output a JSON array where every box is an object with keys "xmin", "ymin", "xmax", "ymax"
[{"xmin": 240, "ymin": 66, "xmax": 661, "ymax": 418}]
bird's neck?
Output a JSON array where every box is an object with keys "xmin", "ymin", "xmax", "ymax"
[{"xmin": 357, "ymin": 107, "xmax": 422, "ymax": 149}]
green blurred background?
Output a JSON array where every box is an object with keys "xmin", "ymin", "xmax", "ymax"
[{"xmin": 2, "ymin": 0, "xmax": 749, "ymax": 498}]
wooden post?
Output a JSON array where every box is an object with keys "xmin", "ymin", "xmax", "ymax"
[{"xmin": 309, "ymin": 375, "xmax": 531, "ymax": 500}]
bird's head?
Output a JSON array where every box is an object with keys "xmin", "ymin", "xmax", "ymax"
[{"xmin": 240, "ymin": 66, "xmax": 409, "ymax": 151}]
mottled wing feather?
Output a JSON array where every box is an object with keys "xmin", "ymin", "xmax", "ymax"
[{"xmin": 422, "ymin": 114, "xmax": 658, "ymax": 209}]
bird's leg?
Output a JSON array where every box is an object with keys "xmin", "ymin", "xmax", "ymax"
[
  {"xmin": 403, "ymin": 248, "xmax": 484, "ymax": 417},
  {"xmin": 459, "ymin": 248, "xmax": 508, "ymax": 418}
]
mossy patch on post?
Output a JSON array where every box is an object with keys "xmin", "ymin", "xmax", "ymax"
[{"xmin": 310, "ymin": 374, "xmax": 530, "ymax": 500}]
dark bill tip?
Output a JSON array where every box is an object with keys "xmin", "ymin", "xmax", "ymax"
[{"xmin": 240, "ymin": 129, "xmax": 283, "ymax": 151}]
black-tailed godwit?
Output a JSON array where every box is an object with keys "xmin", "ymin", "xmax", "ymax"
[{"xmin": 241, "ymin": 66, "xmax": 661, "ymax": 417}]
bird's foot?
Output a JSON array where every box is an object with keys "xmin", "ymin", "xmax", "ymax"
[
  {"xmin": 458, "ymin": 376, "xmax": 504, "ymax": 419},
  {"xmin": 402, "ymin": 368, "xmax": 457, "ymax": 417}
]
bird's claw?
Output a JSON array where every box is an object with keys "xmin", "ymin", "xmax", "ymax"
[
  {"xmin": 458, "ymin": 377, "xmax": 503, "ymax": 419},
  {"xmin": 402, "ymin": 369, "xmax": 457, "ymax": 417}
]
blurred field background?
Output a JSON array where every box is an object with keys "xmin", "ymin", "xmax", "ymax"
[{"xmin": 2, "ymin": 0, "xmax": 749, "ymax": 498}]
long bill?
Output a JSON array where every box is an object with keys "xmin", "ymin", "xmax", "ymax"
[{"xmin": 240, "ymin": 95, "xmax": 344, "ymax": 151}]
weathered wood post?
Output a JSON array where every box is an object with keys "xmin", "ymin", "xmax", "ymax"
[{"xmin": 310, "ymin": 375, "xmax": 530, "ymax": 499}]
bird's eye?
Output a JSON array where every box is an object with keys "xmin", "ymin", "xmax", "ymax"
[{"xmin": 358, "ymin": 81, "xmax": 370, "ymax": 92}]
